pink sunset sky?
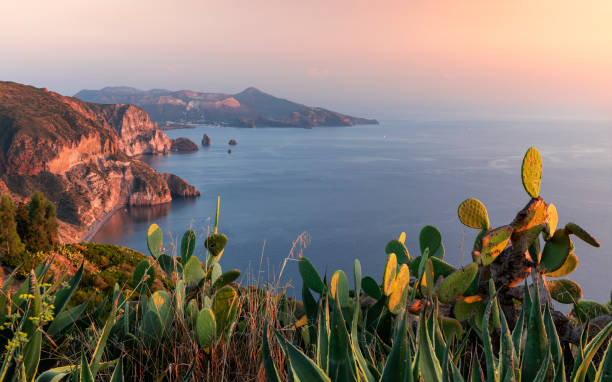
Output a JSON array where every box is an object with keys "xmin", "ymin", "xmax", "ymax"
[{"xmin": 2, "ymin": 0, "xmax": 611, "ymax": 120}]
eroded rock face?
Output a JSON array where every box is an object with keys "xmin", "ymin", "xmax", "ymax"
[
  {"xmin": 171, "ymin": 137, "xmax": 199, "ymax": 152},
  {"xmin": 0, "ymin": 81, "xmax": 199, "ymax": 241}
]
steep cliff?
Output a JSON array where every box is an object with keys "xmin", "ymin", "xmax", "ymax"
[{"xmin": 0, "ymin": 81, "xmax": 199, "ymax": 242}]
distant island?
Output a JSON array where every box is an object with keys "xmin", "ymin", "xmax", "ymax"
[
  {"xmin": 0, "ymin": 81, "xmax": 199, "ymax": 242},
  {"xmin": 75, "ymin": 86, "xmax": 379, "ymax": 128}
]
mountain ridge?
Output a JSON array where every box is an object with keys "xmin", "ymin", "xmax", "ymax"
[{"xmin": 75, "ymin": 86, "xmax": 378, "ymax": 128}]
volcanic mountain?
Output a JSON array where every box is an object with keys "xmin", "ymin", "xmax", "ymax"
[{"xmin": 75, "ymin": 86, "xmax": 378, "ymax": 128}]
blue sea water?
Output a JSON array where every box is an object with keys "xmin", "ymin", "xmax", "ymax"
[{"xmin": 93, "ymin": 120, "xmax": 612, "ymax": 303}]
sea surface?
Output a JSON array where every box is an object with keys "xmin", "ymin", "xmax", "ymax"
[{"xmin": 94, "ymin": 120, "xmax": 612, "ymax": 303}]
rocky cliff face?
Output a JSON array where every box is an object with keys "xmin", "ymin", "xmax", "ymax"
[{"xmin": 0, "ymin": 81, "xmax": 199, "ymax": 242}]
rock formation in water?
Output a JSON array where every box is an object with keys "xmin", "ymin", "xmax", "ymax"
[
  {"xmin": 202, "ymin": 134, "xmax": 211, "ymax": 146},
  {"xmin": 75, "ymin": 86, "xmax": 379, "ymax": 128},
  {"xmin": 0, "ymin": 81, "xmax": 200, "ymax": 242},
  {"xmin": 228, "ymin": 139, "xmax": 237, "ymax": 146},
  {"xmin": 171, "ymin": 137, "xmax": 199, "ymax": 152}
]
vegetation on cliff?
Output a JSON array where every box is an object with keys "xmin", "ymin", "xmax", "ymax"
[{"xmin": 0, "ymin": 148, "xmax": 611, "ymax": 381}]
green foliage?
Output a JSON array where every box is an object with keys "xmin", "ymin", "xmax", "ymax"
[
  {"xmin": 17, "ymin": 191, "xmax": 58, "ymax": 254},
  {"xmin": 204, "ymin": 233, "xmax": 228, "ymax": 257},
  {"xmin": 0, "ymin": 194, "xmax": 25, "ymax": 266}
]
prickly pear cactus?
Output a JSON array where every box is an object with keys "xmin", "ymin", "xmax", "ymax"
[
  {"xmin": 539, "ymin": 229, "xmax": 573, "ymax": 273},
  {"xmin": 147, "ymin": 224, "xmax": 163, "ymax": 259},
  {"xmin": 437, "ymin": 263, "xmax": 479, "ymax": 304},
  {"xmin": 205, "ymin": 233, "xmax": 228, "ymax": 257},
  {"xmin": 181, "ymin": 229, "xmax": 197, "ymax": 264},
  {"xmin": 385, "ymin": 239, "xmax": 410, "ymax": 264},
  {"xmin": 546, "ymin": 279, "xmax": 582, "ymax": 304},
  {"xmin": 457, "ymin": 198, "xmax": 490, "ymax": 230},
  {"xmin": 298, "ymin": 257, "xmax": 326, "ymax": 294},
  {"xmin": 383, "ymin": 253, "xmax": 398, "ymax": 296},
  {"xmin": 196, "ymin": 308, "xmax": 216, "ymax": 351},
  {"xmin": 521, "ymin": 146, "xmax": 542, "ymax": 198},
  {"xmin": 476, "ymin": 225, "xmax": 512, "ymax": 266},
  {"xmin": 330, "ymin": 270, "xmax": 349, "ymax": 308},
  {"xmin": 565, "ymin": 222, "xmax": 600, "ymax": 247},
  {"xmin": 387, "ymin": 264, "xmax": 410, "ymax": 314},
  {"xmin": 419, "ymin": 225, "xmax": 442, "ymax": 258},
  {"xmin": 545, "ymin": 252, "xmax": 578, "ymax": 277}
]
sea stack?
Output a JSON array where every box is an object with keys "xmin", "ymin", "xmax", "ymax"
[
  {"xmin": 229, "ymin": 139, "xmax": 237, "ymax": 146},
  {"xmin": 171, "ymin": 137, "xmax": 199, "ymax": 152},
  {"xmin": 202, "ymin": 133, "xmax": 211, "ymax": 146}
]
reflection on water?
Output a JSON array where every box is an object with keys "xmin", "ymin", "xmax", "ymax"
[{"xmin": 93, "ymin": 199, "xmax": 197, "ymax": 245}]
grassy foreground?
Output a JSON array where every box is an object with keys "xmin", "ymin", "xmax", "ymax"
[{"xmin": 1, "ymin": 147, "xmax": 612, "ymax": 381}]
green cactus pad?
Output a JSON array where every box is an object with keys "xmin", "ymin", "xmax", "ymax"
[
  {"xmin": 361, "ymin": 276, "xmax": 382, "ymax": 300},
  {"xmin": 196, "ymin": 308, "xmax": 216, "ymax": 350},
  {"xmin": 383, "ymin": 253, "xmax": 398, "ymax": 296},
  {"xmin": 180, "ymin": 229, "xmax": 196, "ymax": 264},
  {"xmin": 572, "ymin": 300, "xmax": 611, "ymax": 322},
  {"xmin": 545, "ymin": 252, "xmax": 578, "ymax": 277},
  {"xmin": 565, "ymin": 222, "xmax": 600, "ymax": 247},
  {"xmin": 439, "ymin": 316, "xmax": 464, "ymax": 341},
  {"xmin": 521, "ymin": 146, "xmax": 543, "ymax": 198},
  {"xmin": 453, "ymin": 296, "xmax": 484, "ymax": 322},
  {"xmin": 539, "ymin": 229, "xmax": 573, "ymax": 273},
  {"xmin": 478, "ymin": 225, "xmax": 513, "ymax": 266},
  {"xmin": 420, "ymin": 258, "xmax": 435, "ymax": 297},
  {"xmin": 437, "ymin": 262, "xmax": 479, "ymax": 303},
  {"xmin": 183, "ymin": 256, "xmax": 205, "ymax": 287},
  {"xmin": 142, "ymin": 309, "xmax": 163, "ymax": 342},
  {"xmin": 544, "ymin": 203, "xmax": 558, "ymax": 239},
  {"xmin": 546, "ymin": 279, "xmax": 582, "ymax": 304},
  {"xmin": 419, "ymin": 225, "xmax": 442, "ymax": 256},
  {"xmin": 298, "ymin": 257, "xmax": 326, "ymax": 294},
  {"xmin": 148, "ymin": 290, "xmax": 172, "ymax": 329},
  {"xmin": 331, "ymin": 270, "xmax": 350, "ymax": 308},
  {"xmin": 210, "ymin": 262, "xmax": 222, "ymax": 286},
  {"xmin": 204, "ymin": 233, "xmax": 228, "ymax": 257},
  {"xmin": 385, "ymin": 239, "xmax": 410, "ymax": 264},
  {"xmin": 147, "ymin": 224, "xmax": 163, "ymax": 259},
  {"xmin": 132, "ymin": 260, "xmax": 155, "ymax": 294},
  {"xmin": 409, "ymin": 256, "xmax": 457, "ymax": 281},
  {"xmin": 457, "ymin": 198, "xmax": 490, "ymax": 230},
  {"xmin": 211, "ymin": 269, "xmax": 241, "ymax": 293},
  {"xmin": 185, "ymin": 299, "xmax": 198, "ymax": 326},
  {"xmin": 212, "ymin": 286, "xmax": 238, "ymax": 336},
  {"xmin": 157, "ymin": 254, "xmax": 175, "ymax": 278}
]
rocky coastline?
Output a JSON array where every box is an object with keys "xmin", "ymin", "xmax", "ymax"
[{"xmin": 0, "ymin": 81, "xmax": 200, "ymax": 242}]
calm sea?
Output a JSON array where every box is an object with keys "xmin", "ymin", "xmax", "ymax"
[{"xmin": 93, "ymin": 121, "xmax": 612, "ymax": 303}]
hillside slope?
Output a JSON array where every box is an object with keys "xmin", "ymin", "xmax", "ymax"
[
  {"xmin": 0, "ymin": 81, "xmax": 199, "ymax": 241},
  {"xmin": 75, "ymin": 86, "xmax": 378, "ymax": 127}
]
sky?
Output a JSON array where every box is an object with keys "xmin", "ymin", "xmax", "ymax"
[{"xmin": 1, "ymin": 0, "xmax": 611, "ymax": 120}]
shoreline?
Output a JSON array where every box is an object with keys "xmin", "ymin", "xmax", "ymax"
[{"xmin": 79, "ymin": 205, "xmax": 125, "ymax": 243}]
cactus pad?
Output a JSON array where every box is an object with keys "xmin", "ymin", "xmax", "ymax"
[
  {"xmin": 521, "ymin": 146, "xmax": 542, "ymax": 198},
  {"xmin": 133, "ymin": 260, "xmax": 155, "ymax": 293},
  {"xmin": 545, "ymin": 252, "xmax": 578, "ymax": 278},
  {"xmin": 419, "ymin": 225, "xmax": 442, "ymax": 257},
  {"xmin": 383, "ymin": 253, "xmax": 398, "ymax": 296},
  {"xmin": 440, "ymin": 316, "xmax": 464, "ymax": 341},
  {"xmin": 546, "ymin": 279, "xmax": 582, "ymax": 304},
  {"xmin": 211, "ymin": 269, "xmax": 241, "ymax": 293},
  {"xmin": 212, "ymin": 286, "xmax": 238, "ymax": 336},
  {"xmin": 453, "ymin": 296, "xmax": 484, "ymax": 322},
  {"xmin": 147, "ymin": 224, "xmax": 163, "ymax": 259},
  {"xmin": 183, "ymin": 256, "xmax": 205, "ymax": 287},
  {"xmin": 196, "ymin": 308, "xmax": 216, "ymax": 350},
  {"xmin": 572, "ymin": 300, "xmax": 611, "ymax": 322},
  {"xmin": 565, "ymin": 222, "xmax": 600, "ymax": 247},
  {"xmin": 385, "ymin": 239, "xmax": 410, "ymax": 264},
  {"xmin": 205, "ymin": 233, "xmax": 228, "ymax": 257},
  {"xmin": 180, "ymin": 229, "xmax": 197, "ymax": 264},
  {"xmin": 398, "ymin": 232, "xmax": 406, "ymax": 244},
  {"xmin": 539, "ymin": 229, "xmax": 573, "ymax": 273},
  {"xmin": 437, "ymin": 262, "xmax": 479, "ymax": 303},
  {"xmin": 545, "ymin": 203, "xmax": 558, "ymax": 239},
  {"xmin": 330, "ymin": 270, "xmax": 350, "ymax": 308},
  {"xmin": 298, "ymin": 257, "xmax": 326, "ymax": 294},
  {"xmin": 361, "ymin": 276, "xmax": 382, "ymax": 300},
  {"xmin": 478, "ymin": 225, "xmax": 513, "ymax": 266},
  {"xmin": 387, "ymin": 264, "xmax": 410, "ymax": 314},
  {"xmin": 457, "ymin": 198, "xmax": 490, "ymax": 230},
  {"xmin": 157, "ymin": 254, "xmax": 175, "ymax": 278},
  {"xmin": 409, "ymin": 256, "xmax": 457, "ymax": 281}
]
